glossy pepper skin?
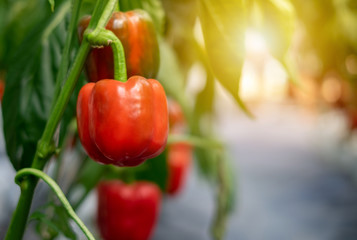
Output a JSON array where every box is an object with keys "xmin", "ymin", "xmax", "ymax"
[
  {"xmin": 167, "ymin": 100, "xmax": 192, "ymax": 195},
  {"xmin": 78, "ymin": 10, "xmax": 159, "ymax": 82},
  {"xmin": 97, "ymin": 180, "xmax": 161, "ymax": 240},
  {"xmin": 76, "ymin": 76, "xmax": 168, "ymax": 167}
]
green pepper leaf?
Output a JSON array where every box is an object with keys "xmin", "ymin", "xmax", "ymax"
[
  {"xmin": 0, "ymin": 0, "xmax": 51, "ymax": 70},
  {"xmin": 141, "ymin": 0, "xmax": 165, "ymax": 34},
  {"xmin": 30, "ymin": 203, "xmax": 77, "ymax": 240},
  {"xmin": 333, "ymin": 0, "xmax": 357, "ymax": 52},
  {"xmin": 31, "ymin": 211, "xmax": 61, "ymax": 239},
  {"xmin": 70, "ymin": 158, "xmax": 108, "ymax": 209},
  {"xmin": 211, "ymin": 152, "xmax": 236, "ymax": 239},
  {"xmin": 192, "ymin": 68, "xmax": 217, "ymax": 178},
  {"xmin": 249, "ymin": 0, "xmax": 295, "ymax": 61},
  {"xmin": 134, "ymin": 150, "xmax": 168, "ymax": 192},
  {"xmin": 247, "ymin": 0, "xmax": 296, "ymax": 82},
  {"xmin": 157, "ymin": 39, "xmax": 187, "ymax": 102},
  {"xmin": 119, "ymin": 0, "xmax": 165, "ymax": 35},
  {"xmin": 291, "ymin": 0, "xmax": 347, "ymax": 75},
  {"xmin": 48, "ymin": 0, "xmax": 55, "ymax": 11},
  {"xmin": 3, "ymin": 2, "xmax": 71, "ymax": 170},
  {"xmin": 199, "ymin": 0, "xmax": 252, "ymax": 116}
]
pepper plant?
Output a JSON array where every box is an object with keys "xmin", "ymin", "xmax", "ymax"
[{"xmin": 0, "ymin": 0, "xmax": 299, "ymax": 239}]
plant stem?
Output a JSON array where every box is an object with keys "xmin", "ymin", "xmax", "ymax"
[
  {"xmin": 5, "ymin": 176, "xmax": 37, "ymax": 240},
  {"xmin": 35, "ymin": 41, "xmax": 91, "ymax": 164},
  {"xmin": 167, "ymin": 134, "xmax": 223, "ymax": 150},
  {"xmin": 5, "ymin": 0, "xmax": 119, "ymax": 238},
  {"xmin": 211, "ymin": 152, "xmax": 229, "ymax": 240},
  {"xmin": 105, "ymin": 31, "xmax": 127, "ymax": 81},
  {"xmin": 86, "ymin": 29, "xmax": 127, "ymax": 82},
  {"xmin": 15, "ymin": 168, "xmax": 95, "ymax": 240}
]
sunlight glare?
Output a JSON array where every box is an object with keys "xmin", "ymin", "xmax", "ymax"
[{"xmin": 245, "ymin": 29, "xmax": 268, "ymax": 55}]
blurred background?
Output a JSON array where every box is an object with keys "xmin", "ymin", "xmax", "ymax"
[{"xmin": 2, "ymin": 0, "xmax": 357, "ymax": 239}]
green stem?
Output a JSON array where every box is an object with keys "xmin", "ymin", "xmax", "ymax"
[
  {"xmin": 5, "ymin": 176, "xmax": 37, "ymax": 240},
  {"xmin": 5, "ymin": 0, "xmax": 119, "ymax": 239},
  {"xmin": 86, "ymin": 29, "xmax": 127, "ymax": 82},
  {"xmin": 167, "ymin": 134, "xmax": 223, "ymax": 150},
  {"xmin": 36, "ymin": 40, "xmax": 91, "ymax": 162},
  {"xmin": 15, "ymin": 169, "xmax": 95, "ymax": 240},
  {"xmin": 211, "ymin": 152, "xmax": 229, "ymax": 240}
]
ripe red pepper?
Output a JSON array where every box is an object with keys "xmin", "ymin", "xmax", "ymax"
[
  {"xmin": 168, "ymin": 99, "xmax": 185, "ymax": 129},
  {"xmin": 167, "ymin": 143, "xmax": 192, "ymax": 195},
  {"xmin": 76, "ymin": 76, "xmax": 168, "ymax": 167},
  {"xmin": 166, "ymin": 100, "xmax": 192, "ymax": 195},
  {"xmin": 97, "ymin": 180, "xmax": 161, "ymax": 240},
  {"xmin": 0, "ymin": 79, "xmax": 4, "ymax": 102},
  {"xmin": 78, "ymin": 10, "xmax": 159, "ymax": 82}
]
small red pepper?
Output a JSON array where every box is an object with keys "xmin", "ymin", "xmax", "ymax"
[
  {"xmin": 0, "ymin": 78, "xmax": 4, "ymax": 102},
  {"xmin": 168, "ymin": 99, "xmax": 185, "ymax": 129},
  {"xmin": 97, "ymin": 180, "xmax": 161, "ymax": 240},
  {"xmin": 166, "ymin": 100, "xmax": 192, "ymax": 195},
  {"xmin": 78, "ymin": 10, "xmax": 159, "ymax": 82},
  {"xmin": 167, "ymin": 143, "xmax": 192, "ymax": 195},
  {"xmin": 76, "ymin": 76, "xmax": 168, "ymax": 167}
]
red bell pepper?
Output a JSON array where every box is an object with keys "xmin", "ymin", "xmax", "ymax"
[
  {"xmin": 167, "ymin": 143, "xmax": 192, "ymax": 195},
  {"xmin": 166, "ymin": 100, "xmax": 192, "ymax": 195},
  {"xmin": 78, "ymin": 10, "xmax": 159, "ymax": 82},
  {"xmin": 97, "ymin": 180, "xmax": 161, "ymax": 240},
  {"xmin": 76, "ymin": 76, "xmax": 168, "ymax": 167},
  {"xmin": 168, "ymin": 99, "xmax": 185, "ymax": 129},
  {"xmin": 0, "ymin": 78, "xmax": 4, "ymax": 102}
]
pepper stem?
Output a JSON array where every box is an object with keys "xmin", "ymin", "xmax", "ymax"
[
  {"xmin": 86, "ymin": 28, "xmax": 127, "ymax": 82},
  {"xmin": 15, "ymin": 169, "xmax": 95, "ymax": 240},
  {"xmin": 167, "ymin": 134, "xmax": 223, "ymax": 150}
]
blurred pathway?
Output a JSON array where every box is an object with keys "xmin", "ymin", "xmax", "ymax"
[{"xmin": 153, "ymin": 104, "xmax": 357, "ymax": 240}]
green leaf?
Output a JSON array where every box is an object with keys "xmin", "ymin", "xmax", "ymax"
[
  {"xmin": 119, "ymin": 0, "xmax": 165, "ymax": 34},
  {"xmin": 3, "ymin": 2, "xmax": 71, "ymax": 170},
  {"xmin": 249, "ymin": 0, "xmax": 295, "ymax": 61},
  {"xmin": 141, "ymin": 0, "xmax": 165, "ymax": 34},
  {"xmin": 73, "ymin": 159, "xmax": 108, "ymax": 195},
  {"xmin": 194, "ymin": 148, "xmax": 217, "ymax": 179},
  {"xmin": 0, "ymin": 0, "xmax": 51, "ymax": 70},
  {"xmin": 161, "ymin": 0, "xmax": 198, "ymax": 74},
  {"xmin": 290, "ymin": 0, "xmax": 342, "ymax": 73},
  {"xmin": 30, "ymin": 203, "xmax": 77, "ymax": 240},
  {"xmin": 194, "ymin": 70, "xmax": 215, "ymax": 125},
  {"xmin": 48, "ymin": 0, "xmax": 55, "ymax": 11},
  {"xmin": 134, "ymin": 150, "xmax": 168, "ymax": 192},
  {"xmin": 31, "ymin": 211, "xmax": 61, "ymax": 239},
  {"xmin": 192, "ymin": 64, "xmax": 217, "ymax": 178},
  {"xmin": 199, "ymin": 0, "xmax": 252, "ymax": 116},
  {"xmin": 210, "ymin": 151, "xmax": 237, "ymax": 240},
  {"xmin": 71, "ymin": 152, "xmax": 168, "ymax": 199},
  {"xmin": 157, "ymin": 39, "xmax": 187, "ymax": 101},
  {"xmin": 333, "ymin": 0, "xmax": 357, "ymax": 52},
  {"xmin": 53, "ymin": 204, "xmax": 77, "ymax": 239}
]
